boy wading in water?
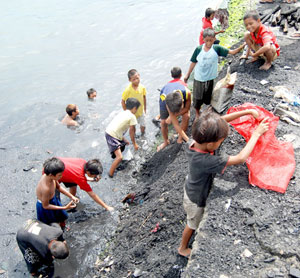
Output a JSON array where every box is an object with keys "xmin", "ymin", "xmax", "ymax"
[
  {"xmin": 178, "ymin": 109, "xmax": 269, "ymax": 258},
  {"xmin": 36, "ymin": 158, "xmax": 79, "ymax": 227},
  {"xmin": 61, "ymin": 104, "xmax": 80, "ymax": 126},
  {"xmin": 185, "ymin": 28, "xmax": 245, "ymax": 118},
  {"xmin": 241, "ymin": 10, "xmax": 280, "ymax": 71}
]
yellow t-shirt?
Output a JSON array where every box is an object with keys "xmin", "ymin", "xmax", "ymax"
[
  {"xmin": 105, "ymin": 110, "xmax": 137, "ymax": 141},
  {"xmin": 122, "ymin": 83, "xmax": 147, "ymax": 118}
]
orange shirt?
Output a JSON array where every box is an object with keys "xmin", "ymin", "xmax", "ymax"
[{"xmin": 250, "ymin": 24, "xmax": 280, "ymax": 56}]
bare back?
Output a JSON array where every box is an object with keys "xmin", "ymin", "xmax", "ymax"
[{"xmin": 36, "ymin": 174, "xmax": 56, "ymax": 204}]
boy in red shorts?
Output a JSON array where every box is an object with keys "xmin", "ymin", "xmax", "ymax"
[{"xmin": 241, "ymin": 10, "xmax": 280, "ymax": 71}]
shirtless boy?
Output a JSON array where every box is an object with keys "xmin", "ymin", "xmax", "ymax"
[
  {"xmin": 36, "ymin": 157, "xmax": 79, "ymax": 227},
  {"xmin": 61, "ymin": 104, "xmax": 80, "ymax": 126}
]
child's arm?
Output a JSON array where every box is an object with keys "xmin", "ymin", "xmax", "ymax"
[
  {"xmin": 121, "ymin": 100, "xmax": 126, "ymax": 111},
  {"xmin": 169, "ymin": 112, "xmax": 189, "ymax": 142},
  {"xmin": 129, "ymin": 125, "xmax": 139, "ymax": 150},
  {"xmin": 184, "ymin": 62, "xmax": 197, "ymax": 83},
  {"xmin": 143, "ymin": 95, "xmax": 146, "ymax": 114},
  {"xmin": 87, "ymin": 191, "xmax": 114, "ymax": 211},
  {"xmin": 56, "ymin": 182, "xmax": 79, "ymax": 203},
  {"xmin": 222, "ymin": 109, "xmax": 259, "ymax": 123},
  {"xmin": 228, "ymin": 43, "xmax": 246, "ymax": 55},
  {"xmin": 41, "ymin": 189, "xmax": 76, "ymax": 210},
  {"xmin": 215, "ymin": 30, "xmax": 225, "ymax": 35},
  {"xmin": 227, "ymin": 118, "xmax": 269, "ymax": 166},
  {"xmin": 250, "ymin": 43, "xmax": 272, "ymax": 58}
]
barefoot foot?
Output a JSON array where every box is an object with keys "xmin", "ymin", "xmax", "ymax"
[
  {"xmin": 178, "ymin": 247, "xmax": 191, "ymax": 258},
  {"xmin": 246, "ymin": 57, "xmax": 259, "ymax": 64},
  {"xmin": 157, "ymin": 141, "xmax": 170, "ymax": 152},
  {"xmin": 259, "ymin": 62, "xmax": 272, "ymax": 70}
]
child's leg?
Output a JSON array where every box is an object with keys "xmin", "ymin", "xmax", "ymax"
[
  {"xmin": 259, "ymin": 45, "xmax": 277, "ymax": 71},
  {"xmin": 138, "ymin": 114, "xmax": 146, "ymax": 135},
  {"xmin": 69, "ymin": 185, "xmax": 77, "ymax": 196},
  {"xmin": 178, "ymin": 111, "xmax": 190, "ymax": 144},
  {"xmin": 140, "ymin": 125, "xmax": 145, "ymax": 134},
  {"xmin": 109, "ymin": 148, "xmax": 123, "ymax": 177},
  {"xmin": 178, "ymin": 224, "xmax": 194, "ymax": 257},
  {"xmin": 157, "ymin": 119, "xmax": 170, "ymax": 151},
  {"xmin": 193, "ymin": 80, "xmax": 204, "ymax": 118}
]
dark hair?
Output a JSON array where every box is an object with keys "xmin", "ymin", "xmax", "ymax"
[
  {"xmin": 50, "ymin": 241, "xmax": 69, "ymax": 259},
  {"xmin": 171, "ymin": 67, "xmax": 182, "ymax": 79},
  {"xmin": 66, "ymin": 104, "xmax": 77, "ymax": 116},
  {"xmin": 87, "ymin": 88, "xmax": 96, "ymax": 97},
  {"xmin": 125, "ymin": 97, "xmax": 141, "ymax": 110},
  {"xmin": 128, "ymin": 69, "xmax": 138, "ymax": 80},
  {"xmin": 84, "ymin": 159, "xmax": 103, "ymax": 175},
  {"xmin": 205, "ymin": 8, "xmax": 215, "ymax": 18},
  {"xmin": 165, "ymin": 90, "xmax": 182, "ymax": 113},
  {"xmin": 203, "ymin": 28, "xmax": 215, "ymax": 39},
  {"xmin": 243, "ymin": 10, "xmax": 260, "ymax": 21},
  {"xmin": 43, "ymin": 157, "xmax": 65, "ymax": 176},
  {"xmin": 192, "ymin": 109, "xmax": 229, "ymax": 144}
]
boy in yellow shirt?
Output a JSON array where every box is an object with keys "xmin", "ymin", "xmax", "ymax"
[{"xmin": 121, "ymin": 69, "xmax": 147, "ymax": 135}]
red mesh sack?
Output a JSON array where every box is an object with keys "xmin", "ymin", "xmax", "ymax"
[{"xmin": 227, "ymin": 103, "xmax": 295, "ymax": 193}]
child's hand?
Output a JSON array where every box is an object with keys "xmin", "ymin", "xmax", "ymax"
[
  {"xmin": 254, "ymin": 118, "xmax": 269, "ymax": 136},
  {"xmin": 72, "ymin": 196, "xmax": 80, "ymax": 204},
  {"xmin": 249, "ymin": 109, "xmax": 259, "ymax": 119},
  {"xmin": 124, "ymin": 139, "xmax": 130, "ymax": 145},
  {"xmin": 65, "ymin": 201, "xmax": 76, "ymax": 210},
  {"xmin": 106, "ymin": 206, "xmax": 114, "ymax": 212},
  {"xmin": 184, "ymin": 75, "xmax": 189, "ymax": 84},
  {"xmin": 134, "ymin": 143, "xmax": 139, "ymax": 150},
  {"xmin": 220, "ymin": 30, "xmax": 225, "ymax": 33}
]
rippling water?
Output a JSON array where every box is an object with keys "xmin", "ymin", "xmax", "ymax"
[{"xmin": 0, "ymin": 0, "xmax": 217, "ymax": 277}]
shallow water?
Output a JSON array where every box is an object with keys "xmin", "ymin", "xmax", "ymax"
[{"xmin": 0, "ymin": 0, "xmax": 215, "ymax": 277}]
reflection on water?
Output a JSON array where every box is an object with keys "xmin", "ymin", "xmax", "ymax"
[{"xmin": 0, "ymin": 0, "xmax": 213, "ymax": 277}]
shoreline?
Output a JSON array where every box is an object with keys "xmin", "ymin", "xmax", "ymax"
[{"xmin": 93, "ymin": 1, "xmax": 300, "ymax": 278}]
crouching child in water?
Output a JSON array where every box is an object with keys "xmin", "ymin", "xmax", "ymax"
[
  {"xmin": 178, "ymin": 108, "xmax": 269, "ymax": 258},
  {"xmin": 241, "ymin": 10, "xmax": 280, "ymax": 71},
  {"xmin": 36, "ymin": 157, "xmax": 79, "ymax": 228},
  {"xmin": 105, "ymin": 98, "xmax": 140, "ymax": 178}
]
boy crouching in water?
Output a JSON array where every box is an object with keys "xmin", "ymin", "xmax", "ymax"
[
  {"xmin": 178, "ymin": 108, "xmax": 269, "ymax": 257},
  {"xmin": 105, "ymin": 98, "xmax": 140, "ymax": 178},
  {"xmin": 36, "ymin": 158, "xmax": 79, "ymax": 227},
  {"xmin": 241, "ymin": 10, "xmax": 280, "ymax": 71}
]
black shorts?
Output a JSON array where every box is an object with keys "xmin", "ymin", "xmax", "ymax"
[
  {"xmin": 160, "ymin": 106, "xmax": 169, "ymax": 120},
  {"xmin": 63, "ymin": 182, "xmax": 77, "ymax": 188},
  {"xmin": 193, "ymin": 79, "xmax": 214, "ymax": 110}
]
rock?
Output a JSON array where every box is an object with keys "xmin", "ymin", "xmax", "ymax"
[
  {"xmin": 290, "ymin": 267, "xmax": 300, "ymax": 278},
  {"xmin": 244, "ymin": 218, "xmax": 256, "ymax": 226},
  {"xmin": 241, "ymin": 249, "xmax": 253, "ymax": 258},
  {"xmin": 264, "ymin": 257, "xmax": 276, "ymax": 263},
  {"xmin": 133, "ymin": 268, "xmax": 143, "ymax": 277}
]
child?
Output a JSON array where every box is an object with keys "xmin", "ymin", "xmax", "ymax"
[
  {"xmin": 177, "ymin": 108, "xmax": 269, "ymax": 258},
  {"xmin": 17, "ymin": 219, "xmax": 69, "ymax": 277},
  {"xmin": 184, "ymin": 28, "xmax": 245, "ymax": 118},
  {"xmin": 157, "ymin": 67, "xmax": 191, "ymax": 151},
  {"xmin": 121, "ymin": 69, "xmax": 147, "ymax": 135},
  {"xmin": 87, "ymin": 88, "xmax": 97, "ymax": 99},
  {"xmin": 36, "ymin": 157, "xmax": 79, "ymax": 227},
  {"xmin": 58, "ymin": 157, "xmax": 114, "ymax": 211},
  {"xmin": 61, "ymin": 104, "xmax": 80, "ymax": 126},
  {"xmin": 241, "ymin": 10, "xmax": 280, "ymax": 71},
  {"xmin": 199, "ymin": 8, "xmax": 225, "ymax": 45},
  {"xmin": 106, "ymin": 98, "xmax": 140, "ymax": 177}
]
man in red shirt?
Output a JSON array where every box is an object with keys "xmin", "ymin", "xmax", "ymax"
[
  {"xmin": 58, "ymin": 158, "xmax": 114, "ymax": 211},
  {"xmin": 241, "ymin": 10, "xmax": 280, "ymax": 71}
]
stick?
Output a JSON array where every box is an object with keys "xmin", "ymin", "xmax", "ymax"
[{"xmin": 138, "ymin": 212, "xmax": 152, "ymax": 230}]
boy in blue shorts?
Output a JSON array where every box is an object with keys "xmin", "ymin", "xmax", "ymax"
[
  {"xmin": 36, "ymin": 157, "xmax": 79, "ymax": 227},
  {"xmin": 178, "ymin": 108, "xmax": 269, "ymax": 257},
  {"xmin": 184, "ymin": 28, "xmax": 245, "ymax": 118}
]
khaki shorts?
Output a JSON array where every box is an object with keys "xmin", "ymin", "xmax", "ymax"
[
  {"xmin": 251, "ymin": 43, "xmax": 278, "ymax": 61},
  {"xmin": 137, "ymin": 113, "xmax": 145, "ymax": 127},
  {"xmin": 183, "ymin": 188, "xmax": 204, "ymax": 230}
]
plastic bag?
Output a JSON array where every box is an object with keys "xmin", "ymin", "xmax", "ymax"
[
  {"xmin": 211, "ymin": 68, "xmax": 237, "ymax": 113},
  {"xmin": 227, "ymin": 103, "xmax": 295, "ymax": 193}
]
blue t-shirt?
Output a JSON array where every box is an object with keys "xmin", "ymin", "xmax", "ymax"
[
  {"xmin": 190, "ymin": 45, "xmax": 229, "ymax": 82},
  {"xmin": 159, "ymin": 79, "xmax": 188, "ymax": 112}
]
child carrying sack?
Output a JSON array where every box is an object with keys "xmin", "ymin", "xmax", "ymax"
[
  {"xmin": 227, "ymin": 103, "xmax": 295, "ymax": 193},
  {"xmin": 211, "ymin": 68, "xmax": 237, "ymax": 113}
]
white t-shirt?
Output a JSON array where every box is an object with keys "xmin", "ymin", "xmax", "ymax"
[{"xmin": 106, "ymin": 110, "xmax": 137, "ymax": 140}]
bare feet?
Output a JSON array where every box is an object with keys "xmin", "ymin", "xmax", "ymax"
[
  {"xmin": 259, "ymin": 62, "xmax": 272, "ymax": 71},
  {"xmin": 178, "ymin": 247, "xmax": 191, "ymax": 258},
  {"xmin": 246, "ymin": 56, "xmax": 259, "ymax": 64},
  {"xmin": 157, "ymin": 141, "xmax": 170, "ymax": 152},
  {"xmin": 177, "ymin": 137, "xmax": 183, "ymax": 144}
]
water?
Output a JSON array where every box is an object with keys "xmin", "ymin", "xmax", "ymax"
[{"xmin": 0, "ymin": 0, "xmax": 215, "ymax": 277}]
